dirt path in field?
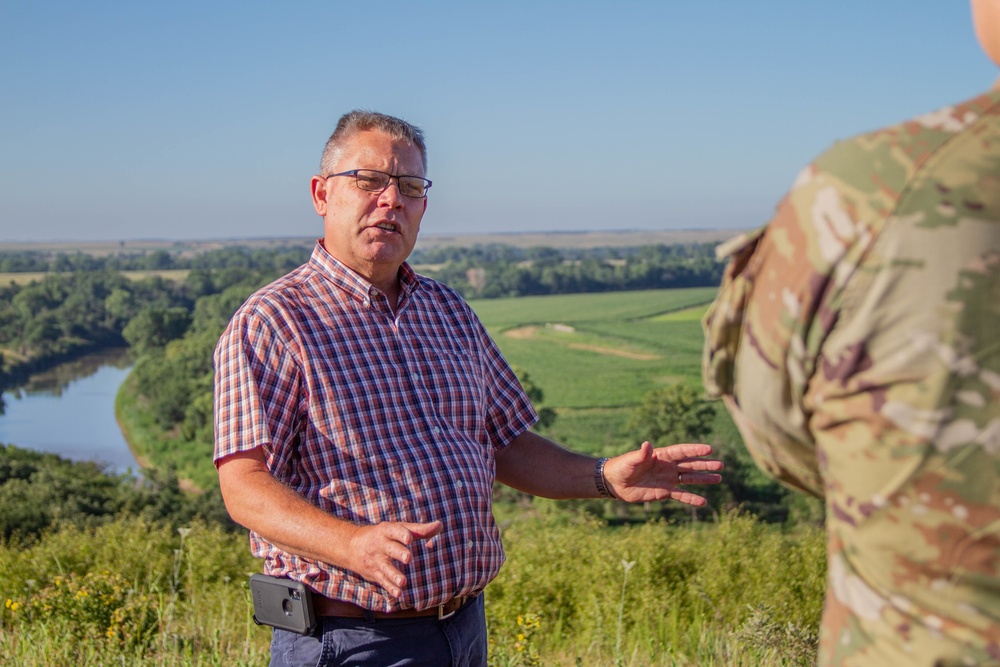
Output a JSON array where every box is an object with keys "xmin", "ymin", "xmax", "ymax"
[{"xmin": 503, "ymin": 325, "xmax": 660, "ymax": 360}]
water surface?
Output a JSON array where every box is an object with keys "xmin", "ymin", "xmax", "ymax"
[{"xmin": 0, "ymin": 349, "xmax": 139, "ymax": 474}]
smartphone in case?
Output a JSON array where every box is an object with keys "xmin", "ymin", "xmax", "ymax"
[{"xmin": 249, "ymin": 574, "xmax": 317, "ymax": 635}]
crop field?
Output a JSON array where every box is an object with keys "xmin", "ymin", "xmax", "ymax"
[
  {"xmin": 0, "ymin": 269, "xmax": 190, "ymax": 285},
  {"xmin": 468, "ymin": 287, "xmax": 719, "ymax": 454}
]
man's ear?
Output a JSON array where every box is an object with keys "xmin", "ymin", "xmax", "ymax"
[{"xmin": 310, "ymin": 176, "xmax": 329, "ymax": 216}]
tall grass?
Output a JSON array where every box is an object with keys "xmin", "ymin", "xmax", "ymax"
[
  {"xmin": 0, "ymin": 512, "xmax": 824, "ymax": 666},
  {"xmin": 488, "ymin": 510, "xmax": 824, "ymax": 666},
  {"xmin": 0, "ymin": 518, "xmax": 265, "ymax": 666}
]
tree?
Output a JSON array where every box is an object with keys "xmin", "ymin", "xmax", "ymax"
[
  {"xmin": 122, "ymin": 307, "xmax": 192, "ymax": 354},
  {"xmin": 512, "ymin": 366, "xmax": 557, "ymax": 431},
  {"xmin": 627, "ymin": 384, "xmax": 715, "ymax": 447}
]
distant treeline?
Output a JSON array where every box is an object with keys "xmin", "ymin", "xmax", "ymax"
[
  {"xmin": 0, "ymin": 242, "xmax": 725, "ymax": 299},
  {"xmin": 0, "ymin": 245, "xmax": 311, "ymax": 274},
  {"xmin": 417, "ymin": 243, "xmax": 724, "ymax": 298}
]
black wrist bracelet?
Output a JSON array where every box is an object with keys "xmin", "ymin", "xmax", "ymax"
[{"xmin": 594, "ymin": 457, "xmax": 615, "ymax": 499}]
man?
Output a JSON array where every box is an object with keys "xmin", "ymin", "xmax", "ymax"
[
  {"xmin": 702, "ymin": 2, "xmax": 1000, "ymax": 665},
  {"xmin": 215, "ymin": 110, "xmax": 723, "ymax": 666}
]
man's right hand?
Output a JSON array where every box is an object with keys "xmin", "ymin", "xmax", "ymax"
[
  {"xmin": 218, "ymin": 448, "xmax": 447, "ymax": 599},
  {"xmin": 346, "ymin": 521, "xmax": 444, "ymax": 598}
]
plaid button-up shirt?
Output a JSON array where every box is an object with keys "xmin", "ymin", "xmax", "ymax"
[{"xmin": 213, "ymin": 242, "xmax": 537, "ymax": 612}]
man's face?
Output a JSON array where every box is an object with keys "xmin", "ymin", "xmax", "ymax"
[{"xmin": 311, "ymin": 129, "xmax": 427, "ymax": 286}]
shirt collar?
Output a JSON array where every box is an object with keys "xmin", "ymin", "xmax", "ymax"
[{"xmin": 309, "ymin": 240, "xmax": 421, "ymax": 303}]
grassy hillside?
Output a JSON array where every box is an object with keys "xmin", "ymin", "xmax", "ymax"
[{"xmin": 0, "ymin": 512, "xmax": 823, "ymax": 666}]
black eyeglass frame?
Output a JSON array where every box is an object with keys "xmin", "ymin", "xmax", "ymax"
[{"xmin": 326, "ymin": 169, "xmax": 432, "ymax": 198}]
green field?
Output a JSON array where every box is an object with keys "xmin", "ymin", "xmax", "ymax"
[
  {"xmin": 468, "ymin": 287, "xmax": 718, "ymax": 454},
  {"xmin": 0, "ymin": 269, "xmax": 190, "ymax": 286}
]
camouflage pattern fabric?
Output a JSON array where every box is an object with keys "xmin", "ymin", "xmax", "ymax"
[{"xmin": 702, "ymin": 89, "xmax": 1000, "ymax": 666}]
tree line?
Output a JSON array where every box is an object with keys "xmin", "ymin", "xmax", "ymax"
[
  {"xmin": 1, "ymin": 242, "xmax": 724, "ymax": 298},
  {"xmin": 0, "ymin": 245, "xmax": 311, "ymax": 274},
  {"xmin": 0, "ymin": 266, "xmax": 270, "ymax": 389}
]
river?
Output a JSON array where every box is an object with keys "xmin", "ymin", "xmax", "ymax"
[{"xmin": 0, "ymin": 349, "xmax": 141, "ymax": 474}]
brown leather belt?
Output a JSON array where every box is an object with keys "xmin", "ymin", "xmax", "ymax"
[{"xmin": 313, "ymin": 594, "xmax": 474, "ymax": 620}]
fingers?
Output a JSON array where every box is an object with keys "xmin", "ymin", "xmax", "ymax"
[
  {"xmin": 350, "ymin": 520, "xmax": 443, "ymax": 598},
  {"xmin": 676, "ymin": 471, "xmax": 723, "ymax": 486},
  {"xmin": 670, "ymin": 489, "xmax": 710, "ymax": 507},
  {"xmin": 404, "ymin": 520, "xmax": 444, "ymax": 541},
  {"xmin": 604, "ymin": 440, "xmax": 725, "ymax": 503},
  {"xmin": 614, "ymin": 440, "xmax": 654, "ymax": 469},
  {"xmin": 653, "ymin": 442, "xmax": 718, "ymax": 461}
]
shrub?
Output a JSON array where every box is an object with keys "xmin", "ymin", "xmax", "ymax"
[{"xmin": 14, "ymin": 570, "xmax": 158, "ymax": 650}]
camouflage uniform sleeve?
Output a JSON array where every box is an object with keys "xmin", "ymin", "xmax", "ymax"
[{"xmin": 703, "ymin": 90, "xmax": 1000, "ymax": 666}]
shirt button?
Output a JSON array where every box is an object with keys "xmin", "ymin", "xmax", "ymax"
[
  {"xmin": 466, "ymin": 540, "xmax": 473, "ymax": 550},
  {"xmin": 456, "ymin": 480, "xmax": 463, "ymax": 489},
  {"xmin": 433, "ymin": 427, "xmax": 441, "ymax": 435},
  {"xmin": 363, "ymin": 299, "xmax": 370, "ymax": 308},
  {"xmin": 411, "ymin": 374, "xmax": 419, "ymax": 383}
]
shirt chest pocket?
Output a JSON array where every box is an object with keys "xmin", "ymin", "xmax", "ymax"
[{"xmin": 409, "ymin": 336, "xmax": 485, "ymax": 426}]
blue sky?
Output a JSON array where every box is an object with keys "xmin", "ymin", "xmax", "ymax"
[{"xmin": 2, "ymin": 1, "xmax": 996, "ymax": 242}]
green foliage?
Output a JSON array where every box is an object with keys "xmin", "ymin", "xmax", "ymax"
[
  {"xmin": 0, "ymin": 512, "xmax": 824, "ymax": 666},
  {"xmin": 489, "ymin": 612, "xmax": 542, "ymax": 666},
  {"xmin": 469, "ymin": 287, "xmax": 718, "ymax": 329},
  {"xmin": 0, "ymin": 270, "xmax": 189, "ymax": 382},
  {"xmin": 538, "ymin": 408, "xmax": 631, "ymax": 458},
  {"xmin": 512, "ymin": 366, "xmax": 556, "ymax": 431},
  {"xmin": 486, "ymin": 510, "xmax": 824, "ymax": 666},
  {"xmin": 0, "ymin": 517, "xmax": 265, "ymax": 666},
  {"xmin": 0, "ymin": 445, "xmax": 126, "ymax": 542},
  {"xmin": 0, "ymin": 444, "xmax": 234, "ymax": 545},
  {"xmin": 119, "ymin": 278, "xmax": 264, "ymax": 489},
  {"xmin": 732, "ymin": 605, "xmax": 819, "ymax": 665},
  {"xmin": 0, "ymin": 244, "xmax": 312, "ymax": 275},
  {"xmin": 18, "ymin": 570, "xmax": 159, "ymax": 650},
  {"xmin": 418, "ymin": 243, "xmax": 724, "ymax": 298},
  {"xmin": 116, "ymin": 377, "xmax": 220, "ymax": 492},
  {"xmin": 0, "ymin": 242, "xmax": 723, "ymax": 300},
  {"xmin": 122, "ymin": 306, "xmax": 192, "ymax": 354},
  {"xmin": 627, "ymin": 384, "xmax": 716, "ymax": 447}
]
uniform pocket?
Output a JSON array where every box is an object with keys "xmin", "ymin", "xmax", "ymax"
[{"xmin": 702, "ymin": 226, "xmax": 766, "ymax": 398}]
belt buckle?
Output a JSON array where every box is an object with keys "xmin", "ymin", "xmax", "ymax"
[{"xmin": 437, "ymin": 596, "xmax": 464, "ymax": 620}]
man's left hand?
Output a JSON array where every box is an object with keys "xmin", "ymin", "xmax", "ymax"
[{"xmin": 603, "ymin": 442, "xmax": 723, "ymax": 506}]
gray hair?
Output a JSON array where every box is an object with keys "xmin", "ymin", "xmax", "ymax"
[{"xmin": 319, "ymin": 110, "xmax": 428, "ymax": 175}]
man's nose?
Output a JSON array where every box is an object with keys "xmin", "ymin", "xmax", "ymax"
[{"xmin": 377, "ymin": 180, "xmax": 404, "ymax": 207}]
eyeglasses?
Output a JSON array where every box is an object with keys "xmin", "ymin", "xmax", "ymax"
[{"xmin": 326, "ymin": 169, "xmax": 432, "ymax": 198}]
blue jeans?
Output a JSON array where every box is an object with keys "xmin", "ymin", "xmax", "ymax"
[{"xmin": 269, "ymin": 595, "xmax": 487, "ymax": 667}]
